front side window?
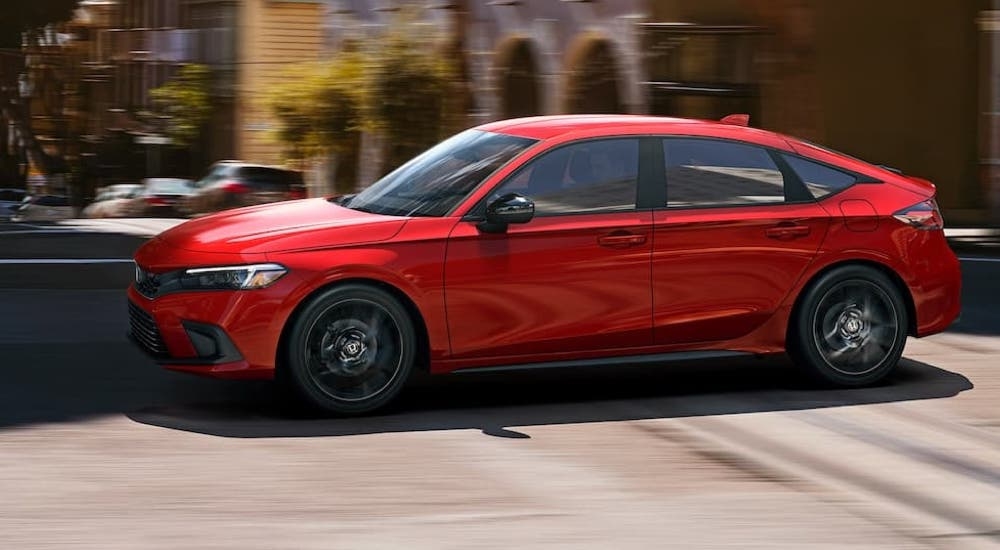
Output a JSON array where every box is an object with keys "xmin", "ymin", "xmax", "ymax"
[
  {"xmin": 492, "ymin": 138, "xmax": 639, "ymax": 215},
  {"xmin": 664, "ymin": 138, "xmax": 785, "ymax": 208},
  {"xmin": 343, "ymin": 130, "xmax": 536, "ymax": 217},
  {"xmin": 782, "ymin": 154, "xmax": 857, "ymax": 199}
]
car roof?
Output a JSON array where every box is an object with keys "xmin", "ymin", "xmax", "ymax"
[{"xmin": 476, "ymin": 114, "xmax": 787, "ymax": 145}]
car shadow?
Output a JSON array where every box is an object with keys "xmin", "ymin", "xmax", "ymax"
[{"xmin": 125, "ymin": 355, "xmax": 972, "ymax": 439}]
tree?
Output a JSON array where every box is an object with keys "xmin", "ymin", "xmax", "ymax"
[
  {"xmin": 267, "ymin": 54, "xmax": 364, "ymax": 194},
  {"xmin": 149, "ymin": 64, "xmax": 212, "ymax": 148},
  {"xmin": 364, "ymin": 16, "xmax": 457, "ymax": 173},
  {"xmin": 267, "ymin": 9, "xmax": 459, "ymax": 191},
  {"xmin": 0, "ymin": 0, "xmax": 78, "ymax": 186}
]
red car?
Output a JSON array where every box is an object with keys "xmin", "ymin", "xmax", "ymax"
[{"xmin": 128, "ymin": 115, "xmax": 961, "ymax": 414}]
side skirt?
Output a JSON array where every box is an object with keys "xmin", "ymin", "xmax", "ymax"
[{"xmin": 449, "ymin": 350, "xmax": 752, "ymax": 375}]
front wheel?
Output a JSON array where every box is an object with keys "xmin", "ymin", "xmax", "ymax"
[
  {"xmin": 788, "ymin": 265, "xmax": 909, "ymax": 387},
  {"xmin": 284, "ymin": 284, "xmax": 417, "ymax": 415}
]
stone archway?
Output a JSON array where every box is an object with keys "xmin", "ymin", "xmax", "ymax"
[
  {"xmin": 495, "ymin": 36, "xmax": 542, "ymax": 119},
  {"xmin": 563, "ymin": 33, "xmax": 624, "ymax": 114}
]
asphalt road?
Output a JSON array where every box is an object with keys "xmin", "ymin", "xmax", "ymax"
[{"xmin": 0, "ymin": 220, "xmax": 999, "ymax": 548}]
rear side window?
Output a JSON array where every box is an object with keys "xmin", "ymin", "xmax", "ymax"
[
  {"xmin": 237, "ymin": 167, "xmax": 295, "ymax": 188},
  {"xmin": 782, "ymin": 154, "xmax": 857, "ymax": 199},
  {"xmin": 664, "ymin": 139, "xmax": 785, "ymax": 208}
]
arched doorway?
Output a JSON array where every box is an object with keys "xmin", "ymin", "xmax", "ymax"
[
  {"xmin": 495, "ymin": 36, "xmax": 541, "ymax": 119},
  {"xmin": 563, "ymin": 34, "xmax": 623, "ymax": 114}
]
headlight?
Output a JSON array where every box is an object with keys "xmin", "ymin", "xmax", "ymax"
[{"xmin": 180, "ymin": 263, "xmax": 287, "ymax": 290}]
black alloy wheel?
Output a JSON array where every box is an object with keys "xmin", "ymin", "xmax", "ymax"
[
  {"xmin": 789, "ymin": 265, "xmax": 908, "ymax": 387},
  {"xmin": 285, "ymin": 284, "xmax": 417, "ymax": 415}
]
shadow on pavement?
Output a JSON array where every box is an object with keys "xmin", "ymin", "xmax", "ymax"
[
  {"xmin": 0, "ymin": 290, "xmax": 976, "ymax": 439},
  {"xmin": 124, "ymin": 356, "xmax": 971, "ymax": 439}
]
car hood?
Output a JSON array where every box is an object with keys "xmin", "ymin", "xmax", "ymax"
[{"xmin": 158, "ymin": 198, "xmax": 408, "ymax": 254}]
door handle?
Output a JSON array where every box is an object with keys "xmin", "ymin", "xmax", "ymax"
[
  {"xmin": 598, "ymin": 232, "xmax": 647, "ymax": 248},
  {"xmin": 765, "ymin": 223, "xmax": 811, "ymax": 240}
]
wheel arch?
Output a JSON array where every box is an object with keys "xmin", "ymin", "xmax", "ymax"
[
  {"xmin": 788, "ymin": 258, "xmax": 918, "ymax": 337},
  {"xmin": 275, "ymin": 277, "xmax": 432, "ymax": 376}
]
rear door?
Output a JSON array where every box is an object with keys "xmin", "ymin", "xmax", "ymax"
[{"xmin": 651, "ymin": 137, "xmax": 830, "ymax": 345}]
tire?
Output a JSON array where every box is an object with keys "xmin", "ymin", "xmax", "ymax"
[
  {"xmin": 283, "ymin": 284, "xmax": 417, "ymax": 415},
  {"xmin": 788, "ymin": 265, "xmax": 909, "ymax": 387}
]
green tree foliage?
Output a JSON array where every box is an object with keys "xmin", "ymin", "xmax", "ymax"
[
  {"xmin": 267, "ymin": 55, "xmax": 364, "ymax": 160},
  {"xmin": 268, "ymin": 9, "xmax": 459, "ymax": 190},
  {"xmin": 149, "ymin": 64, "xmax": 212, "ymax": 147},
  {"xmin": 365, "ymin": 20, "xmax": 456, "ymax": 173}
]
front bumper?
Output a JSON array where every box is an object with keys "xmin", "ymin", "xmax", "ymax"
[{"xmin": 126, "ymin": 284, "xmax": 279, "ymax": 379}]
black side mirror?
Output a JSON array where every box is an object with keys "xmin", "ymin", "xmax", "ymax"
[{"xmin": 479, "ymin": 193, "xmax": 535, "ymax": 233}]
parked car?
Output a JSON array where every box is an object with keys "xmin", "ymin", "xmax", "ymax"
[
  {"xmin": 183, "ymin": 162, "xmax": 306, "ymax": 216},
  {"xmin": 12, "ymin": 195, "xmax": 73, "ymax": 222},
  {"xmin": 122, "ymin": 178, "xmax": 195, "ymax": 218},
  {"xmin": 82, "ymin": 184, "xmax": 144, "ymax": 218},
  {"xmin": 128, "ymin": 115, "xmax": 961, "ymax": 415},
  {"xmin": 0, "ymin": 188, "xmax": 27, "ymax": 221}
]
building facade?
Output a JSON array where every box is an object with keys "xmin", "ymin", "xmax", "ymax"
[{"xmin": 24, "ymin": 0, "xmax": 999, "ymax": 221}]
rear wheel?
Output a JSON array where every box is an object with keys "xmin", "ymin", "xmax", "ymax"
[
  {"xmin": 284, "ymin": 284, "xmax": 416, "ymax": 415},
  {"xmin": 789, "ymin": 265, "xmax": 908, "ymax": 386}
]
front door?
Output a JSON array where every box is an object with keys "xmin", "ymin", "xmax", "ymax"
[{"xmin": 445, "ymin": 138, "xmax": 653, "ymax": 360}]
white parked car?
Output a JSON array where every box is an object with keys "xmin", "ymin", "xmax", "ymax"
[{"xmin": 83, "ymin": 184, "xmax": 144, "ymax": 218}]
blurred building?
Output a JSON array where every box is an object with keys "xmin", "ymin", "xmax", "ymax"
[
  {"xmin": 647, "ymin": 0, "xmax": 991, "ymax": 225},
  {"xmin": 328, "ymin": 0, "xmax": 996, "ymax": 223},
  {"xmin": 19, "ymin": 0, "xmax": 1000, "ymax": 221},
  {"xmin": 90, "ymin": 0, "xmax": 322, "ymax": 173}
]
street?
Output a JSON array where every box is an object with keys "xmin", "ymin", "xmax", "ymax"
[{"xmin": 0, "ymin": 220, "xmax": 999, "ymax": 549}]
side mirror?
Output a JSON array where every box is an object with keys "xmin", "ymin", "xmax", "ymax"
[{"xmin": 479, "ymin": 193, "xmax": 534, "ymax": 233}]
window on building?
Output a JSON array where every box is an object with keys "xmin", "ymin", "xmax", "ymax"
[
  {"xmin": 782, "ymin": 154, "xmax": 858, "ymax": 199},
  {"xmin": 664, "ymin": 138, "xmax": 785, "ymax": 208},
  {"xmin": 493, "ymin": 138, "xmax": 639, "ymax": 215}
]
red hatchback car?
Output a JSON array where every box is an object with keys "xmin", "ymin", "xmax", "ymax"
[{"xmin": 128, "ymin": 115, "xmax": 961, "ymax": 414}]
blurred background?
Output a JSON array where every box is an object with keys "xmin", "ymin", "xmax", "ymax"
[{"xmin": 2, "ymin": 0, "xmax": 1000, "ymax": 224}]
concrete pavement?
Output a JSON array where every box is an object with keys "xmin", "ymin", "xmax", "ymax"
[{"xmin": 0, "ymin": 219, "xmax": 998, "ymax": 548}]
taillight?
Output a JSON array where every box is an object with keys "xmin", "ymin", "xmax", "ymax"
[
  {"xmin": 893, "ymin": 199, "xmax": 944, "ymax": 230},
  {"xmin": 288, "ymin": 188, "xmax": 306, "ymax": 200},
  {"xmin": 145, "ymin": 196, "xmax": 168, "ymax": 206},
  {"xmin": 221, "ymin": 181, "xmax": 250, "ymax": 194}
]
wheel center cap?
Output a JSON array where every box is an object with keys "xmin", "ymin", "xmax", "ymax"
[
  {"xmin": 344, "ymin": 340, "xmax": 363, "ymax": 356},
  {"xmin": 837, "ymin": 307, "xmax": 868, "ymax": 343}
]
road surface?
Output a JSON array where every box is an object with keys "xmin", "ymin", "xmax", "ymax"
[{"xmin": 0, "ymin": 219, "xmax": 998, "ymax": 549}]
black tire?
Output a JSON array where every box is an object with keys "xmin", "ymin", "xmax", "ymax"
[
  {"xmin": 788, "ymin": 265, "xmax": 908, "ymax": 387},
  {"xmin": 284, "ymin": 284, "xmax": 417, "ymax": 415}
]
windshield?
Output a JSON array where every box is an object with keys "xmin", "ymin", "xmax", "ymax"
[{"xmin": 342, "ymin": 130, "xmax": 537, "ymax": 217}]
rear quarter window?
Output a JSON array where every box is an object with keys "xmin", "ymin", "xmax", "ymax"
[{"xmin": 782, "ymin": 154, "xmax": 858, "ymax": 199}]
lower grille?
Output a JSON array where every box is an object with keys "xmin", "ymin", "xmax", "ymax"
[{"xmin": 128, "ymin": 300, "xmax": 168, "ymax": 357}]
